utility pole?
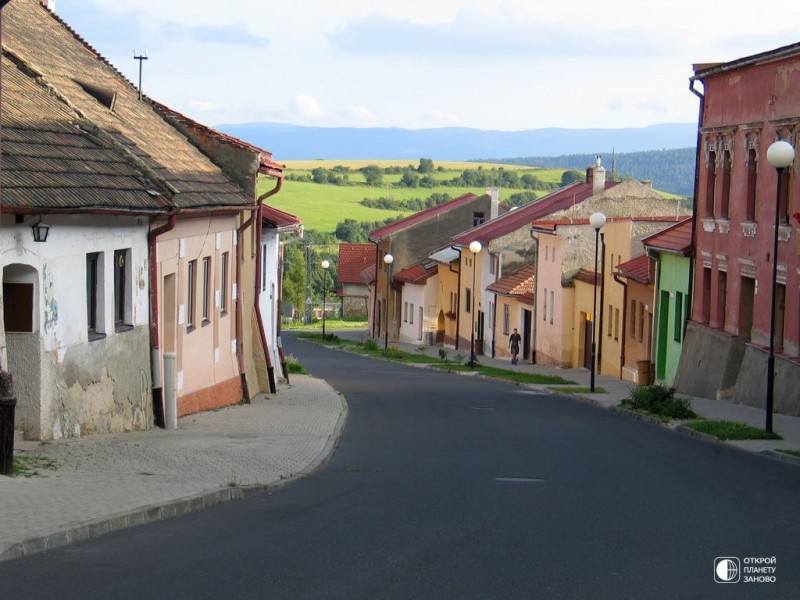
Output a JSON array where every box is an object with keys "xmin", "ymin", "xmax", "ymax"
[{"xmin": 133, "ymin": 50, "xmax": 148, "ymax": 100}]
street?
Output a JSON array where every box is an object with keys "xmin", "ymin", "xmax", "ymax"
[{"xmin": 0, "ymin": 335, "xmax": 798, "ymax": 599}]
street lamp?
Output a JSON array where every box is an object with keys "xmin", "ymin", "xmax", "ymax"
[
  {"xmin": 589, "ymin": 211, "xmax": 606, "ymax": 392},
  {"xmin": 469, "ymin": 240, "xmax": 482, "ymax": 369},
  {"xmin": 321, "ymin": 259, "xmax": 330, "ymax": 340},
  {"xmin": 764, "ymin": 139, "xmax": 794, "ymax": 433},
  {"xmin": 383, "ymin": 253, "xmax": 394, "ymax": 350}
]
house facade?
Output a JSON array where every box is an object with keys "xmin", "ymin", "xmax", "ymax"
[
  {"xmin": 393, "ymin": 262, "xmax": 438, "ymax": 344},
  {"xmin": 337, "ymin": 243, "xmax": 374, "ymax": 319},
  {"xmin": 486, "ymin": 265, "xmax": 534, "ymax": 361},
  {"xmin": 643, "ymin": 219, "xmax": 692, "ymax": 385},
  {"xmin": 369, "ymin": 192, "xmax": 498, "ymax": 345},
  {"xmin": 676, "ymin": 43, "xmax": 800, "ymax": 415},
  {"xmin": 1, "ymin": 0, "xmax": 284, "ymax": 438}
]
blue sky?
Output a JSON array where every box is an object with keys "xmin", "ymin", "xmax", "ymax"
[{"xmin": 52, "ymin": 0, "xmax": 800, "ymax": 131}]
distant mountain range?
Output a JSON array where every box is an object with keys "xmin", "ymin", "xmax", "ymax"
[{"xmin": 215, "ymin": 122, "xmax": 697, "ymax": 162}]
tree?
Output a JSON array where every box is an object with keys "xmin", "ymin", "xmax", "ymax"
[
  {"xmin": 400, "ymin": 170, "xmax": 419, "ymax": 187},
  {"xmin": 561, "ymin": 169, "xmax": 584, "ymax": 185},
  {"xmin": 418, "ymin": 158, "xmax": 434, "ymax": 173},
  {"xmin": 281, "ymin": 244, "xmax": 306, "ymax": 313},
  {"xmin": 360, "ymin": 165, "xmax": 384, "ymax": 186}
]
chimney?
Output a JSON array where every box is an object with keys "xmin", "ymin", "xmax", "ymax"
[
  {"xmin": 46, "ymin": 0, "xmax": 55, "ymax": 10},
  {"xmin": 641, "ymin": 179, "xmax": 653, "ymax": 189},
  {"xmin": 486, "ymin": 187, "xmax": 500, "ymax": 220},
  {"xmin": 591, "ymin": 155, "xmax": 605, "ymax": 195}
]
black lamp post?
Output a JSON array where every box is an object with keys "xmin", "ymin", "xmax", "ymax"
[
  {"xmin": 383, "ymin": 253, "xmax": 393, "ymax": 350},
  {"xmin": 321, "ymin": 259, "xmax": 330, "ymax": 340},
  {"xmin": 468, "ymin": 240, "xmax": 482, "ymax": 369},
  {"xmin": 764, "ymin": 139, "xmax": 794, "ymax": 433},
  {"xmin": 589, "ymin": 211, "xmax": 606, "ymax": 392}
]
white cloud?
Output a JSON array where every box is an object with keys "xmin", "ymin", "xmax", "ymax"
[{"xmin": 293, "ymin": 93, "xmax": 325, "ymax": 119}]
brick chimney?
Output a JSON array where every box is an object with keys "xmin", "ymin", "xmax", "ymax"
[{"xmin": 591, "ymin": 155, "xmax": 605, "ymax": 195}]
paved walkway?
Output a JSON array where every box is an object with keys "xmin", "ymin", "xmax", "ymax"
[
  {"xmin": 2, "ymin": 330, "xmax": 799, "ymax": 562},
  {"xmin": 0, "ymin": 375, "xmax": 346, "ymax": 562}
]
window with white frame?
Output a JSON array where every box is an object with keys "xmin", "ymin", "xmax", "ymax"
[
  {"xmin": 549, "ymin": 290, "xmax": 554, "ymax": 324},
  {"xmin": 543, "ymin": 287, "xmax": 548, "ymax": 322},
  {"xmin": 202, "ymin": 256, "xmax": 212, "ymax": 324},
  {"xmin": 187, "ymin": 259, "xmax": 197, "ymax": 330},
  {"xmin": 87, "ymin": 252, "xmax": 104, "ymax": 339},
  {"xmin": 114, "ymin": 248, "xmax": 132, "ymax": 331},
  {"xmin": 220, "ymin": 252, "xmax": 229, "ymax": 314}
]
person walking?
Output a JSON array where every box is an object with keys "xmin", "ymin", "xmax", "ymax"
[{"xmin": 509, "ymin": 328, "xmax": 522, "ymax": 365}]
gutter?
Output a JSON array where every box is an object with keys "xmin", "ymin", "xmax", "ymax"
[
  {"xmin": 148, "ymin": 212, "xmax": 177, "ymax": 428},
  {"xmin": 254, "ymin": 175, "xmax": 284, "ymax": 395}
]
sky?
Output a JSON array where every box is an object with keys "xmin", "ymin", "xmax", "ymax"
[{"xmin": 52, "ymin": 0, "xmax": 800, "ymax": 132}]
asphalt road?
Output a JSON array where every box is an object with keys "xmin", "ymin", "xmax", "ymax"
[{"xmin": 1, "ymin": 335, "xmax": 798, "ymax": 599}]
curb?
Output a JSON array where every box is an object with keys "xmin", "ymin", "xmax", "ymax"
[
  {"xmin": 760, "ymin": 449, "xmax": 800, "ymax": 466},
  {"xmin": 0, "ymin": 382, "xmax": 350, "ymax": 564},
  {"xmin": 0, "ymin": 485, "xmax": 264, "ymax": 562}
]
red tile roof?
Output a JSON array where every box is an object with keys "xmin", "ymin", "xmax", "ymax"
[
  {"xmin": 262, "ymin": 205, "xmax": 301, "ymax": 232},
  {"xmin": 642, "ymin": 217, "xmax": 693, "ymax": 255},
  {"xmin": 487, "ymin": 264, "xmax": 534, "ymax": 297},
  {"xmin": 369, "ymin": 193, "xmax": 479, "ymax": 240},
  {"xmin": 615, "ymin": 255, "xmax": 651, "ymax": 284},
  {"xmin": 452, "ymin": 181, "xmax": 616, "ymax": 247},
  {"xmin": 573, "ymin": 269, "xmax": 598, "ymax": 285},
  {"xmin": 393, "ymin": 262, "xmax": 437, "ymax": 285},
  {"xmin": 338, "ymin": 243, "xmax": 375, "ymax": 284}
]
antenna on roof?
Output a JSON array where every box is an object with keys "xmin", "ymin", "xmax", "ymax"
[{"xmin": 133, "ymin": 50, "xmax": 148, "ymax": 101}]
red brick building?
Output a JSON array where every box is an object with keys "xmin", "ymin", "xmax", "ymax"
[{"xmin": 675, "ymin": 43, "xmax": 800, "ymax": 416}]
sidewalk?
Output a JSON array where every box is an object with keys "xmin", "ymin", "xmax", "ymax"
[
  {"xmin": 337, "ymin": 330, "xmax": 800, "ymax": 457},
  {"xmin": 0, "ymin": 375, "xmax": 347, "ymax": 562}
]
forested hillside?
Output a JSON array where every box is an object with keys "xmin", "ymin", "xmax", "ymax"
[{"xmin": 480, "ymin": 147, "xmax": 696, "ymax": 197}]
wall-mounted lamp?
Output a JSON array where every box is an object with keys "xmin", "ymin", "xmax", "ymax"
[{"xmin": 31, "ymin": 218, "xmax": 50, "ymax": 243}]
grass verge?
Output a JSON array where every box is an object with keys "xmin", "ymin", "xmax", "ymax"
[
  {"xmin": 776, "ymin": 449, "xmax": 800, "ymax": 458},
  {"xmin": 683, "ymin": 420, "xmax": 783, "ymax": 441},
  {"xmin": 556, "ymin": 386, "xmax": 607, "ymax": 394},
  {"xmin": 13, "ymin": 454, "xmax": 58, "ymax": 477}
]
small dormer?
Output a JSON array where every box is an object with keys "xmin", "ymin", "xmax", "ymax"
[{"xmin": 75, "ymin": 79, "xmax": 117, "ymax": 111}]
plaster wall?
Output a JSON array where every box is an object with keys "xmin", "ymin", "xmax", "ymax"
[
  {"xmin": 398, "ymin": 278, "xmax": 437, "ymax": 344},
  {"xmin": 1, "ymin": 215, "xmax": 151, "ymax": 439},
  {"xmin": 258, "ymin": 230, "xmax": 281, "ymax": 376}
]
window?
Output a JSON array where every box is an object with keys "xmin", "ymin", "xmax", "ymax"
[
  {"xmin": 674, "ymin": 291, "xmax": 684, "ymax": 341},
  {"xmin": 705, "ymin": 151, "xmax": 716, "ymax": 216},
  {"xmin": 608, "ymin": 303, "xmax": 613, "ymax": 337},
  {"xmin": 3, "ymin": 281, "xmax": 33, "ymax": 332},
  {"xmin": 779, "ymin": 168, "xmax": 791, "ymax": 225},
  {"xmin": 403, "ymin": 302, "xmax": 408, "ymax": 323},
  {"xmin": 202, "ymin": 257, "xmax": 211, "ymax": 323},
  {"xmin": 187, "ymin": 259, "xmax": 197, "ymax": 330},
  {"xmin": 701, "ymin": 268, "xmax": 712, "ymax": 323},
  {"xmin": 543, "ymin": 288, "xmax": 548, "ymax": 321},
  {"xmin": 614, "ymin": 308, "xmax": 620, "ymax": 341},
  {"xmin": 489, "ymin": 255, "xmax": 497, "ymax": 275},
  {"xmin": 638, "ymin": 302, "xmax": 645, "ymax": 343},
  {"xmin": 549, "ymin": 290, "xmax": 554, "ymax": 324},
  {"xmin": 410, "ymin": 303, "xmax": 414, "ymax": 325},
  {"xmin": 503, "ymin": 304, "xmax": 510, "ymax": 335},
  {"xmin": 545, "ymin": 246, "xmax": 549, "ymax": 261},
  {"xmin": 114, "ymin": 249, "xmax": 132, "ymax": 331},
  {"xmin": 720, "ymin": 150, "xmax": 731, "ymax": 218},
  {"xmin": 465, "ymin": 288, "xmax": 472, "ymax": 313},
  {"xmin": 489, "ymin": 301, "xmax": 495, "ymax": 329},
  {"xmin": 745, "ymin": 149, "xmax": 757, "ymax": 221},
  {"xmin": 717, "ymin": 271, "xmax": 727, "ymax": 330},
  {"xmin": 86, "ymin": 252, "xmax": 104, "ymax": 339},
  {"xmin": 262, "ymin": 245, "xmax": 267, "ymax": 292},
  {"xmin": 630, "ymin": 299, "xmax": 636, "ymax": 337},
  {"xmin": 473, "ymin": 212, "xmax": 485, "ymax": 227},
  {"xmin": 220, "ymin": 252, "xmax": 229, "ymax": 313}
]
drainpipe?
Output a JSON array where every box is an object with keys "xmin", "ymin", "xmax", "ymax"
[
  {"xmin": 597, "ymin": 232, "xmax": 606, "ymax": 374},
  {"xmin": 687, "ymin": 79, "xmax": 705, "ymax": 333},
  {"xmin": 254, "ymin": 176, "xmax": 284, "ymax": 394},
  {"xmin": 236, "ymin": 208, "xmax": 257, "ymax": 402},
  {"xmin": 148, "ymin": 212, "xmax": 177, "ymax": 428},
  {"xmin": 455, "ymin": 249, "xmax": 463, "ymax": 350},
  {"xmin": 530, "ymin": 233, "xmax": 540, "ymax": 364},
  {"xmin": 614, "ymin": 273, "xmax": 628, "ymax": 380},
  {"xmin": 371, "ymin": 242, "xmax": 380, "ymax": 339}
]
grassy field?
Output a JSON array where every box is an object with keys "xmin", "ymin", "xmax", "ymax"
[{"xmin": 260, "ymin": 160, "xmax": 564, "ymax": 232}]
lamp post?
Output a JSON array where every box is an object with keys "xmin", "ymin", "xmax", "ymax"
[
  {"xmin": 469, "ymin": 240, "xmax": 482, "ymax": 369},
  {"xmin": 321, "ymin": 259, "xmax": 330, "ymax": 340},
  {"xmin": 589, "ymin": 212, "xmax": 606, "ymax": 392},
  {"xmin": 764, "ymin": 140, "xmax": 794, "ymax": 433},
  {"xmin": 383, "ymin": 253, "xmax": 393, "ymax": 350}
]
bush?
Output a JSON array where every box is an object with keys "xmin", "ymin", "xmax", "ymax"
[
  {"xmin": 623, "ymin": 384, "xmax": 696, "ymax": 419},
  {"xmin": 363, "ymin": 338, "xmax": 379, "ymax": 351}
]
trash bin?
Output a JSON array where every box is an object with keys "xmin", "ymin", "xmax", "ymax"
[
  {"xmin": 0, "ymin": 398, "xmax": 16, "ymax": 476},
  {"xmin": 636, "ymin": 360, "xmax": 652, "ymax": 385}
]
